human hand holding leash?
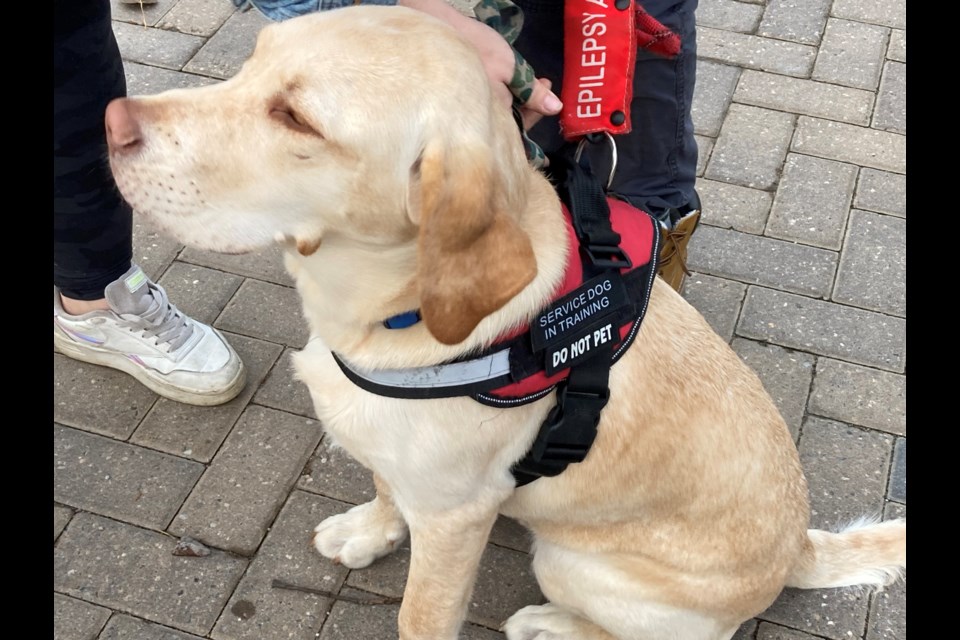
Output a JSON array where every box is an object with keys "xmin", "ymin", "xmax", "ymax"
[{"xmin": 398, "ymin": 0, "xmax": 561, "ymax": 127}]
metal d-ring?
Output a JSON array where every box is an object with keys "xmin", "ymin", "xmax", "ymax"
[{"xmin": 574, "ymin": 131, "xmax": 618, "ymax": 190}]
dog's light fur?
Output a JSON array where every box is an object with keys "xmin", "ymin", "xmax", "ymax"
[{"xmin": 106, "ymin": 7, "xmax": 906, "ymax": 640}]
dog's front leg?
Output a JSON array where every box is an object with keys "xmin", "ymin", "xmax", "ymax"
[
  {"xmin": 313, "ymin": 474, "xmax": 408, "ymax": 568},
  {"xmin": 397, "ymin": 503, "xmax": 500, "ymax": 640}
]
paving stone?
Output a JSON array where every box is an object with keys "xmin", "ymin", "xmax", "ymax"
[
  {"xmin": 155, "ymin": 262, "xmax": 245, "ymax": 326},
  {"xmin": 697, "ymin": 27, "xmax": 817, "ymax": 78},
  {"xmin": 738, "ymin": 288, "xmax": 905, "ymax": 372},
  {"xmin": 216, "ymin": 279, "xmax": 311, "ymax": 348},
  {"xmin": 693, "ymin": 60, "xmax": 741, "ymax": 137},
  {"xmin": 866, "ymin": 569, "xmax": 906, "ymax": 640},
  {"xmin": 697, "ymin": 0, "xmax": 763, "ymax": 34},
  {"xmin": 763, "ymin": 584, "xmax": 870, "ymax": 639},
  {"xmin": 130, "ymin": 333, "xmax": 282, "ymax": 462},
  {"xmin": 297, "ymin": 436, "xmax": 376, "ymax": 506},
  {"xmin": 733, "ymin": 619, "xmax": 759, "ymax": 640},
  {"xmin": 853, "ymin": 169, "xmax": 906, "ymax": 218},
  {"xmin": 872, "ymin": 61, "xmax": 906, "ymax": 134},
  {"xmin": 317, "ymin": 591, "xmax": 503, "ymax": 640},
  {"xmin": 54, "ymin": 512, "xmax": 248, "ymax": 636},
  {"xmin": 731, "ymin": 618, "xmax": 759, "ymax": 640},
  {"xmin": 133, "ymin": 214, "xmax": 183, "ymax": 280},
  {"xmin": 170, "ymin": 406, "xmax": 323, "ymax": 555},
  {"xmin": 54, "ymin": 593, "xmax": 111, "ymax": 640},
  {"xmin": 111, "ymin": 0, "xmax": 179, "ymax": 27},
  {"xmin": 765, "ymin": 154, "xmax": 857, "ymax": 250},
  {"xmin": 157, "ymin": 0, "xmax": 239, "ymax": 37},
  {"xmin": 343, "ymin": 536, "xmax": 411, "ymax": 599},
  {"xmin": 756, "ymin": 621, "xmax": 829, "ymax": 639},
  {"xmin": 113, "ymin": 21, "xmax": 205, "ymax": 70},
  {"xmin": 757, "ymin": 0, "xmax": 831, "ymax": 45},
  {"xmin": 792, "ymin": 116, "xmax": 905, "ymax": 175},
  {"xmin": 123, "ymin": 61, "xmax": 219, "ymax": 96},
  {"xmin": 55, "ymin": 504, "xmax": 73, "ymax": 542},
  {"xmin": 687, "ymin": 225, "xmax": 837, "ymax": 297},
  {"xmin": 734, "ymin": 69, "xmax": 874, "ymax": 126},
  {"xmin": 887, "ymin": 439, "xmax": 906, "ymax": 503},
  {"xmin": 254, "ymin": 348, "xmax": 318, "ymax": 420},
  {"xmin": 731, "ymin": 339, "xmax": 814, "ymax": 441},
  {"xmin": 798, "ymin": 417, "xmax": 892, "ymax": 530},
  {"xmin": 181, "ymin": 244, "xmax": 294, "ymax": 287},
  {"xmin": 467, "ymin": 544, "xmax": 545, "ymax": 630},
  {"xmin": 183, "ymin": 8, "xmax": 270, "ymax": 80},
  {"xmin": 696, "ymin": 178, "xmax": 773, "ymax": 234},
  {"xmin": 317, "ymin": 595, "xmax": 399, "ymax": 640},
  {"xmin": 832, "ymin": 0, "xmax": 906, "ymax": 29},
  {"xmin": 834, "ymin": 210, "xmax": 905, "ymax": 316},
  {"xmin": 813, "ymin": 19, "xmax": 888, "ymax": 90},
  {"xmin": 887, "ymin": 30, "xmax": 906, "ymax": 62},
  {"xmin": 53, "ymin": 353, "xmax": 158, "ymax": 439},
  {"xmin": 489, "ymin": 515, "xmax": 534, "ymax": 554},
  {"xmin": 704, "ymin": 104, "xmax": 796, "ymax": 189},
  {"xmin": 100, "ymin": 614, "xmax": 205, "ymax": 640},
  {"xmin": 885, "ymin": 502, "xmax": 905, "ymax": 521},
  {"xmin": 54, "ymin": 425, "xmax": 204, "ymax": 530},
  {"xmin": 696, "ymin": 136, "xmax": 714, "ymax": 177},
  {"xmin": 681, "ymin": 272, "xmax": 747, "ymax": 343},
  {"xmin": 809, "ymin": 358, "xmax": 905, "ymax": 436},
  {"xmin": 867, "ymin": 503, "xmax": 906, "ymax": 640},
  {"xmin": 212, "ymin": 491, "xmax": 351, "ymax": 640}
]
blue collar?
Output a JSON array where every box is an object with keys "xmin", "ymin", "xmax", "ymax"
[{"xmin": 383, "ymin": 310, "xmax": 421, "ymax": 330}]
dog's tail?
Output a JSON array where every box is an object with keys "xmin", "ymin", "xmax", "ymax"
[{"xmin": 785, "ymin": 517, "xmax": 906, "ymax": 590}]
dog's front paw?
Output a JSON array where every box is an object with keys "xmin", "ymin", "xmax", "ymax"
[
  {"xmin": 503, "ymin": 604, "xmax": 609, "ymax": 640},
  {"xmin": 312, "ymin": 499, "xmax": 408, "ymax": 569}
]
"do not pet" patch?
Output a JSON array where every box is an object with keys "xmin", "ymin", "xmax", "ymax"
[{"xmin": 531, "ymin": 274, "xmax": 629, "ymax": 375}]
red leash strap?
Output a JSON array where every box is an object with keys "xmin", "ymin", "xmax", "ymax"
[
  {"xmin": 559, "ymin": 1, "xmax": 680, "ymax": 141},
  {"xmin": 559, "ymin": 0, "xmax": 637, "ymax": 140},
  {"xmin": 634, "ymin": 4, "xmax": 681, "ymax": 57}
]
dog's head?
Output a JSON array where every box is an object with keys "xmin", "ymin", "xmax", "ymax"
[{"xmin": 107, "ymin": 7, "xmax": 538, "ymax": 344}]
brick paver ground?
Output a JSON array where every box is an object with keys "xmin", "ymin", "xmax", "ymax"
[{"xmin": 54, "ymin": 1, "xmax": 907, "ymax": 638}]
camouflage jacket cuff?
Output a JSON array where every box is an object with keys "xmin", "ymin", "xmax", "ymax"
[{"xmin": 233, "ymin": 0, "xmax": 398, "ymax": 21}]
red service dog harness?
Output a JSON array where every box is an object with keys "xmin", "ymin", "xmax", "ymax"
[
  {"xmin": 334, "ymin": 154, "xmax": 660, "ymax": 485},
  {"xmin": 334, "ymin": 0, "xmax": 678, "ymax": 484}
]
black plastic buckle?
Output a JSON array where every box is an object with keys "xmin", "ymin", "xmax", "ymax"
[
  {"xmin": 584, "ymin": 244, "xmax": 633, "ymax": 270},
  {"xmin": 528, "ymin": 383, "xmax": 610, "ymax": 465}
]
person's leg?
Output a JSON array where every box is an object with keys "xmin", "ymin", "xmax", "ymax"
[
  {"xmin": 612, "ymin": 0, "xmax": 699, "ymax": 218},
  {"xmin": 54, "ymin": 0, "xmax": 133, "ymax": 308},
  {"xmin": 513, "ymin": 0, "xmax": 701, "ymax": 291},
  {"xmin": 53, "ymin": 0, "xmax": 245, "ymax": 406}
]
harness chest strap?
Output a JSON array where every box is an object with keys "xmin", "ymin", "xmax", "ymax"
[{"xmin": 332, "ymin": 158, "xmax": 659, "ymax": 486}]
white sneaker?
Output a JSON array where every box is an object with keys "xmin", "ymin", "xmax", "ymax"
[{"xmin": 54, "ymin": 265, "xmax": 246, "ymax": 406}]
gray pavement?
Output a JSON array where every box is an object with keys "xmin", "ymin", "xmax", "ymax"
[{"xmin": 53, "ymin": 1, "xmax": 907, "ymax": 638}]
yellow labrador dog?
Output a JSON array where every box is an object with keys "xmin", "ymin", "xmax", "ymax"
[{"xmin": 105, "ymin": 7, "xmax": 905, "ymax": 640}]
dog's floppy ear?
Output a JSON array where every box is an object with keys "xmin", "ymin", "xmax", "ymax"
[{"xmin": 413, "ymin": 138, "xmax": 537, "ymax": 345}]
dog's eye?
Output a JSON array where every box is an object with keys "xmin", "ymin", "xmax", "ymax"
[{"xmin": 270, "ymin": 106, "xmax": 320, "ymax": 136}]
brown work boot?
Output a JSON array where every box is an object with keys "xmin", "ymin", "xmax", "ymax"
[{"xmin": 656, "ymin": 195, "xmax": 701, "ymax": 293}]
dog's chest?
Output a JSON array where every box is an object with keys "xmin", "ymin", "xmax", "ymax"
[{"xmin": 294, "ymin": 340, "xmax": 547, "ymax": 503}]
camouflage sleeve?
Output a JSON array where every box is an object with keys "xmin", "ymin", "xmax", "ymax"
[
  {"xmin": 472, "ymin": 0, "xmax": 547, "ymax": 168},
  {"xmin": 232, "ymin": 0, "xmax": 397, "ymax": 20}
]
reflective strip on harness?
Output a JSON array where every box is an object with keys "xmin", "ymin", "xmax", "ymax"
[
  {"xmin": 332, "ymin": 348, "xmax": 513, "ymax": 400},
  {"xmin": 332, "ymin": 198, "xmax": 658, "ymax": 407}
]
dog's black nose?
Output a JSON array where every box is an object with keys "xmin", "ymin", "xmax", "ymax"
[{"xmin": 105, "ymin": 98, "xmax": 143, "ymax": 154}]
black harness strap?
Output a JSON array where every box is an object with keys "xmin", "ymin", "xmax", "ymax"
[{"xmin": 511, "ymin": 149, "xmax": 629, "ymax": 486}]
